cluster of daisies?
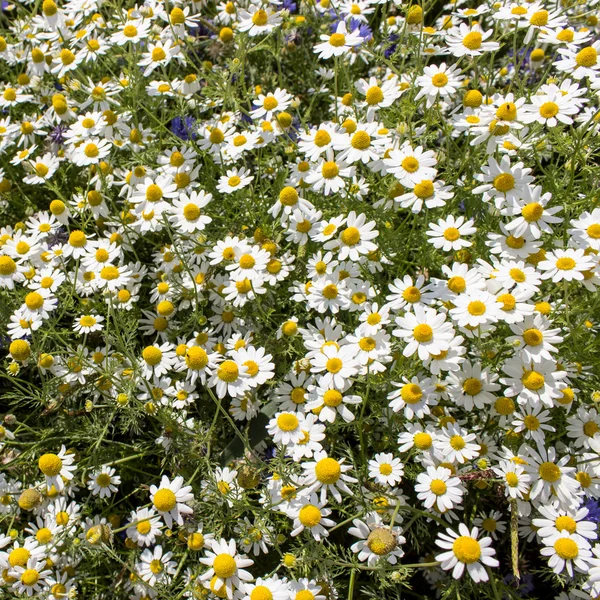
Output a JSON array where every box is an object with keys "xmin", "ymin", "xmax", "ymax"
[{"xmin": 2, "ymin": 0, "xmax": 600, "ymax": 596}]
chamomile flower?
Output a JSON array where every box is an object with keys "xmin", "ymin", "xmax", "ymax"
[
  {"xmin": 126, "ymin": 507, "xmax": 163, "ymax": 547},
  {"xmin": 540, "ymin": 532, "xmax": 592, "ymax": 576},
  {"xmin": 383, "ymin": 143, "xmax": 437, "ymax": 187},
  {"xmin": 314, "ymin": 21, "xmax": 364, "ymax": 60},
  {"xmin": 87, "ymin": 465, "xmax": 120, "ymax": 498},
  {"xmin": 325, "ymin": 211, "xmax": 378, "ymax": 261},
  {"xmin": 415, "ymin": 465, "xmax": 465, "ymax": 512},
  {"xmin": 538, "ymin": 248, "xmax": 595, "ymax": 282},
  {"xmin": 73, "ymin": 313, "xmax": 104, "ymax": 334},
  {"xmin": 524, "ymin": 444, "xmax": 580, "ymax": 507},
  {"xmin": 445, "ymin": 23, "xmax": 500, "ymax": 58},
  {"xmin": 8, "ymin": 558, "xmax": 51, "ymax": 597},
  {"xmin": 388, "ymin": 375, "xmax": 436, "ymax": 419},
  {"xmin": 435, "ymin": 424, "xmax": 481, "ymax": 464},
  {"xmin": 435, "ymin": 524, "xmax": 499, "ymax": 582},
  {"xmin": 393, "ymin": 305, "xmax": 455, "ymax": 360},
  {"xmin": 289, "ymin": 493, "xmax": 335, "ymax": 541},
  {"xmin": 368, "ymin": 453, "xmax": 404, "ymax": 486},
  {"xmin": 349, "ymin": 512, "xmax": 406, "ymax": 566},
  {"xmin": 169, "ymin": 190, "xmax": 212, "ymax": 233},
  {"xmin": 415, "ymin": 63, "xmax": 464, "ymax": 107},
  {"xmin": 426, "ymin": 215, "xmax": 476, "ymax": 252},
  {"xmin": 38, "ymin": 445, "xmax": 77, "ymax": 492},
  {"xmin": 238, "ymin": 5, "xmax": 282, "ymax": 36},
  {"xmin": 150, "ymin": 475, "xmax": 194, "ymax": 527},
  {"xmin": 302, "ymin": 451, "xmax": 357, "ymax": 503},
  {"xmin": 217, "ymin": 167, "xmax": 253, "ymax": 194},
  {"xmin": 138, "ymin": 545, "xmax": 177, "ymax": 587}
]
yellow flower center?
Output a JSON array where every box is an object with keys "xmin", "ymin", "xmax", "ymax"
[
  {"xmin": 213, "ymin": 554, "xmax": 237, "ymax": 579},
  {"xmin": 186, "ymin": 347, "xmax": 208, "ymax": 370},
  {"xmin": 587, "ymin": 223, "xmax": 600, "ymax": 239},
  {"xmin": 521, "ymin": 369, "xmax": 545, "ymax": 390},
  {"xmin": 539, "ymin": 461, "xmax": 560, "ymax": 482},
  {"xmin": 279, "ymin": 186, "xmax": 298, "ymax": 206},
  {"xmin": 314, "ymin": 130, "xmax": 331, "ymax": 148},
  {"xmin": 366, "ymin": 528, "xmax": 396, "ymax": 555},
  {"xmin": 443, "ymin": 227, "xmax": 460, "ymax": 241},
  {"xmin": 218, "ymin": 360, "xmax": 239, "ymax": 382},
  {"xmin": 447, "ymin": 276, "xmax": 466, "ymax": 293},
  {"xmin": 39, "ymin": 453, "xmax": 62, "ymax": 476},
  {"xmin": 252, "ymin": 9, "xmax": 268, "ymax": 25},
  {"xmin": 414, "ymin": 432, "xmax": 432, "ymax": 449},
  {"xmin": 36, "ymin": 528, "xmax": 53, "ymax": 544},
  {"xmin": 463, "ymin": 378, "xmax": 482, "ymax": 396},
  {"xmin": 25, "ymin": 291, "xmax": 44, "ymax": 310},
  {"xmin": 142, "ymin": 346, "xmax": 162, "ymax": 366},
  {"xmin": 315, "ymin": 457, "xmax": 341, "ymax": 483},
  {"xmin": 299, "ymin": 504, "xmax": 322, "ymax": 527},
  {"xmin": 401, "ymin": 156, "xmax": 419, "ymax": 173},
  {"xmin": 576, "ymin": 46, "xmax": 597, "ymax": 67},
  {"xmin": 453, "ymin": 536, "xmax": 481, "ymax": 563},
  {"xmin": 401, "ymin": 383, "xmax": 423, "ymax": 404},
  {"xmin": 523, "ymin": 328, "xmax": 543, "ymax": 346},
  {"xmin": 263, "ymin": 96, "xmax": 278, "ymax": 111},
  {"xmin": 496, "ymin": 102, "xmax": 517, "ymax": 121},
  {"xmin": 523, "ymin": 415, "xmax": 540, "ymax": 430},
  {"xmin": 430, "ymin": 479, "xmax": 447, "ymax": 495},
  {"xmin": 323, "ymin": 390, "xmax": 343, "ymax": 406},
  {"xmin": 101, "ymin": 266, "xmax": 119, "ymax": 280},
  {"xmin": 432, "ymin": 73, "xmax": 448, "ymax": 87},
  {"xmin": 183, "ymin": 203, "xmax": 201, "ymax": 221},
  {"xmin": 123, "ymin": 24, "xmax": 138, "ymax": 37},
  {"xmin": 322, "ymin": 284, "xmax": 338, "ymax": 299},
  {"xmin": 9, "ymin": 548, "xmax": 30, "ymax": 567},
  {"xmin": 321, "ymin": 161, "xmax": 339, "ymax": 179},
  {"xmin": 69, "ymin": 230, "xmax": 87, "ymax": 247},
  {"xmin": 152, "ymin": 47, "xmax": 166, "ymax": 61},
  {"xmin": 555, "ymin": 516, "xmax": 577, "ymax": 534},
  {"xmin": 462, "ymin": 31, "xmax": 482, "ymax": 50},
  {"xmin": 0, "ymin": 255, "xmax": 16, "ymax": 275},
  {"xmin": 79, "ymin": 315, "xmax": 96, "ymax": 328},
  {"xmin": 450, "ymin": 435, "xmax": 466, "ymax": 450},
  {"xmin": 137, "ymin": 520, "xmax": 152, "ymax": 534},
  {"xmin": 365, "ymin": 86, "xmax": 383, "ymax": 105},
  {"xmin": 251, "ymin": 586, "xmax": 273, "ymax": 600},
  {"xmin": 20, "ymin": 569, "xmax": 39, "ymax": 586},
  {"xmin": 556, "ymin": 257, "xmax": 576, "ymax": 270},
  {"xmin": 325, "ymin": 357, "xmax": 342, "ymax": 373},
  {"xmin": 239, "ymin": 254, "xmax": 256, "ymax": 269},
  {"xmin": 277, "ymin": 413, "xmax": 299, "ymax": 431},
  {"xmin": 145, "ymin": 184, "xmax": 163, "ymax": 203},
  {"xmin": 493, "ymin": 173, "xmax": 515, "ymax": 192},
  {"xmin": 539, "ymin": 102, "xmax": 559, "ymax": 118},
  {"xmin": 291, "ymin": 387, "xmax": 306, "ymax": 404},
  {"xmin": 414, "ymin": 180, "xmax": 434, "ymax": 199},
  {"xmin": 60, "ymin": 49, "xmax": 76, "ymax": 65},
  {"xmin": 153, "ymin": 488, "xmax": 177, "ymax": 512},
  {"xmin": 467, "ymin": 300, "xmax": 486, "ymax": 316},
  {"xmin": 413, "ymin": 323, "xmax": 433, "ymax": 342},
  {"xmin": 554, "ymin": 538, "xmax": 579, "ymax": 560},
  {"xmin": 351, "ymin": 130, "xmax": 371, "ymax": 149}
]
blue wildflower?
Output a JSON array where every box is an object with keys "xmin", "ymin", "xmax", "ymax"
[{"xmin": 169, "ymin": 116, "xmax": 198, "ymax": 141}]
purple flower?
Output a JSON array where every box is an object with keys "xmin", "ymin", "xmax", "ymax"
[
  {"xmin": 49, "ymin": 124, "xmax": 68, "ymax": 145},
  {"xmin": 169, "ymin": 116, "xmax": 197, "ymax": 141},
  {"xmin": 585, "ymin": 498, "xmax": 600, "ymax": 523},
  {"xmin": 503, "ymin": 573, "xmax": 534, "ymax": 596},
  {"xmin": 349, "ymin": 18, "xmax": 372, "ymax": 41},
  {"xmin": 384, "ymin": 34, "xmax": 399, "ymax": 58},
  {"xmin": 282, "ymin": 0, "xmax": 297, "ymax": 13}
]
